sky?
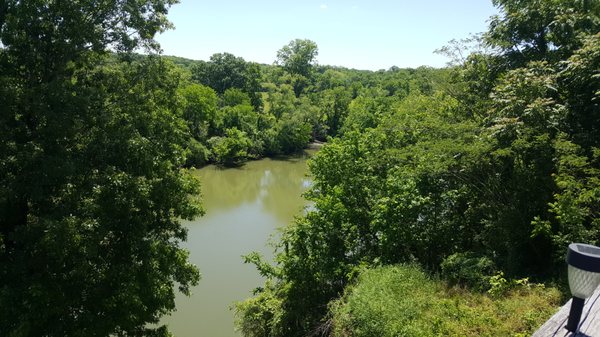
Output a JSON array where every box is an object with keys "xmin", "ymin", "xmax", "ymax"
[{"xmin": 156, "ymin": 0, "xmax": 499, "ymax": 71}]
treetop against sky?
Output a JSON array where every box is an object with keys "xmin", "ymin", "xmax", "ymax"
[{"xmin": 156, "ymin": 0, "xmax": 499, "ymax": 70}]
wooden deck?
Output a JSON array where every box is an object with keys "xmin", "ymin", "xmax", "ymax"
[{"xmin": 533, "ymin": 287, "xmax": 600, "ymax": 337}]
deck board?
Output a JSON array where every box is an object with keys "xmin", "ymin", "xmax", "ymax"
[{"xmin": 533, "ymin": 287, "xmax": 600, "ymax": 337}]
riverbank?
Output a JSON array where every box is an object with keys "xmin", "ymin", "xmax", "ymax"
[
  {"xmin": 189, "ymin": 143, "xmax": 323, "ymax": 170},
  {"xmin": 306, "ymin": 141, "xmax": 325, "ymax": 150}
]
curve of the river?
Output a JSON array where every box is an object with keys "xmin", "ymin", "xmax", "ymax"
[{"xmin": 163, "ymin": 150, "xmax": 314, "ymax": 337}]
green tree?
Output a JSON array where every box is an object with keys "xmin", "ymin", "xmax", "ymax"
[
  {"xmin": 318, "ymin": 86, "xmax": 352, "ymax": 136},
  {"xmin": 0, "ymin": 1, "xmax": 201, "ymax": 335},
  {"xmin": 191, "ymin": 53, "xmax": 262, "ymax": 110},
  {"xmin": 209, "ymin": 128, "xmax": 254, "ymax": 167},
  {"xmin": 276, "ymin": 113, "xmax": 312, "ymax": 154},
  {"xmin": 236, "ymin": 93, "xmax": 482, "ymax": 336},
  {"xmin": 559, "ymin": 33, "xmax": 600, "ymax": 149},
  {"xmin": 339, "ymin": 94, "xmax": 392, "ymax": 135},
  {"xmin": 180, "ymin": 83, "xmax": 218, "ymax": 140},
  {"xmin": 221, "ymin": 88, "xmax": 252, "ymax": 108},
  {"xmin": 262, "ymin": 83, "xmax": 297, "ymax": 119},
  {"xmin": 530, "ymin": 34, "xmax": 600, "ymax": 263},
  {"xmin": 219, "ymin": 104, "xmax": 259, "ymax": 137},
  {"xmin": 276, "ymin": 39, "xmax": 318, "ymax": 96},
  {"xmin": 486, "ymin": 0, "xmax": 599, "ymax": 65},
  {"xmin": 276, "ymin": 39, "xmax": 318, "ymax": 78}
]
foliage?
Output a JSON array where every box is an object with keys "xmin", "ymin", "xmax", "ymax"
[
  {"xmin": 209, "ymin": 128, "xmax": 254, "ymax": 167},
  {"xmin": 329, "ymin": 265, "xmax": 560, "ymax": 337},
  {"xmin": 440, "ymin": 253, "xmax": 497, "ymax": 291},
  {"xmin": 236, "ymin": 93, "xmax": 487, "ymax": 336},
  {"xmin": 276, "ymin": 113, "xmax": 312, "ymax": 154},
  {"xmin": 237, "ymin": 2, "xmax": 599, "ymax": 337},
  {"xmin": 558, "ymin": 33, "xmax": 600, "ymax": 149},
  {"xmin": 318, "ymin": 87, "xmax": 353, "ymax": 137},
  {"xmin": 222, "ymin": 88, "xmax": 253, "ymax": 107},
  {"xmin": 164, "ymin": 41, "xmax": 456, "ymax": 167},
  {"xmin": 5, "ymin": 1, "xmax": 595, "ymax": 335},
  {"xmin": 219, "ymin": 104, "xmax": 259, "ymax": 136},
  {"xmin": 0, "ymin": 1, "xmax": 202, "ymax": 335},
  {"xmin": 180, "ymin": 83, "xmax": 218, "ymax": 141},
  {"xmin": 532, "ymin": 136, "xmax": 600, "ymax": 262},
  {"xmin": 185, "ymin": 138, "xmax": 211, "ymax": 167},
  {"xmin": 235, "ymin": 280, "xmax": 285, "ymax": 337},
  {"xmin": 339, "ymin": 95, "xmax": 392, "ymax": 135},
  {"xmin": 191, "ymin": 53, "xmax": 262, "ymax": 109},
  {"xmin": 276, "ymin": 39, "xmax": 319, "ymax": 79},
  {"xmin": 486, "ymin": 0, "xmax": 599, "ymax": 64},
  {"xmin": 275, "ymin": 39, "xmax": 319, "ymax": 97}
]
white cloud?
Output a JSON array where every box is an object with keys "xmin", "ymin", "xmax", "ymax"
[{"xmin": 320, "ymin": 4, "xmax": 328, "ymax": 10}]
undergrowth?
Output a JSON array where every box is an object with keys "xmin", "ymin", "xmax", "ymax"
[{"xmin": 329, "ymin": 265, "xmax": 561, "ymax": 337}]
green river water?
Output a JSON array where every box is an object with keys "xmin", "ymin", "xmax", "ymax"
[{"xmin": 163, "ymin": 150, "xmax": 314, "ymax": 336}]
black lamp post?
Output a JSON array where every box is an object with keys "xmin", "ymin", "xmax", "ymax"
[{"xmin": 565, "ymin": 243, "xmax": 600, "ymax": 333}]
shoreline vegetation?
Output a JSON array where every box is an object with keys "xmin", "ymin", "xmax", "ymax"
[
  {"xmin": 188, "ymin": 142, "xmax": 325, "ymax": 170},
  {"xmin": 1, "ymin": 0, "xmax": 598, "ymax": 336}
]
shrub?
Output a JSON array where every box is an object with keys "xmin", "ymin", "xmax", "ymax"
[
  {"xmin": 330, "ymin": 265, "xmax": 561, "ymax": 337},
  {"xmin": 440, "ymin": 252, "xmax": 496, "ymax": 291},
  {"xmin": 208, "ymin": 128, "xmax": 253, "ymax": 166},
  {"xmin": 185, "ymin": 138, "xmax": 211, "ymax": 167}
]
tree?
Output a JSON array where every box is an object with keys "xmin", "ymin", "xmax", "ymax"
[
  {"xmin": 559, "ymin": 33, "xmax": 600, "ymax": 149},
  {"xmin": 275, "ymin": 39, "xmax": 319, "ymax": 96},
  {"xmin": 530, "ymin": 34, "xmax": 600, "ymax": 263},
  {"xmin": 235, "ymin": 93, "xmax": 481, "ymax": 337},
  {"xmin": 276, "ymin": 113, "xmax": 312, "ymax": 154},
  {"xmin": 221, "ymin": 88, "xmax": 252, "ymax": 108},
  {"xmin": 318, "ymin": 86, "xmax": 352, "ymax": 136},
  {"xmin": 191, "ymin": 53, "xmax": 262, "ymax": 110},
  {"xmin": 209, "ymin": 128, "xmax": 254, "ymax": 167},
  {"xmin": 339, "ymin": 95, "xmax": 392, "ymax": 135},
  {"xmin": 0, "ymin": 1, "xmax": 201, "ymax": 335},
  {"xmin": 276, "ymin": 39, "xmax": 318, "ymax": 79},
  {"xmin": 180, "ymin": 83, "xmax": 219, "ymax": 140},
  {"xmin": 486, "ymin": 0, "xmax": 599, "ymax": 65}
]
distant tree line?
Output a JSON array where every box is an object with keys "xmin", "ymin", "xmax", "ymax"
[{"xmin": 166, "ymin": 39, "xmax": 447, "ymax": 168}]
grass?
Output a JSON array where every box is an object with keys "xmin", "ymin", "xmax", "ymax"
[{"xmin": 329, "ymin": 265, "xmax": 561, "ymax": 337}]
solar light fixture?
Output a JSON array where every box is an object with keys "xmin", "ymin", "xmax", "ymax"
[{"xmin": 565, "ymin": 243, "xmax": 600, "ymax": 332}]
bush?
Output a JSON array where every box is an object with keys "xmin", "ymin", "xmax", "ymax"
[
  {"xmin": 276, "ymin": 113, "xmax": 312, "ymax": 154},
  {"xmin": 235, "ymin": 281, "xmax": 284, "ymax": 337},
  {"xmin": 208, "ymin": 128, "xmax": 253, "ymax": 166},
  {"xmin": 440, "ymin": 252, "xmax": 496, "ymax": 291},
  {"xmin": 330, "ymin": 265, "xmax": 561, "ymax": 337},
  {"xmin": 185, "ymin": 138, "xmax": 211, "ymax": 167}
]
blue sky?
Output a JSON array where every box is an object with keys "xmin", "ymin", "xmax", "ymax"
[{"xmin": 156, "ymin": 1, "xmax": 499, "ymax": 70}]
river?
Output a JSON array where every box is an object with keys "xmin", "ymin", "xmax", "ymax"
[{"xmin": 163, "ymin": 150, "xmax": 315, "ymax": 337}]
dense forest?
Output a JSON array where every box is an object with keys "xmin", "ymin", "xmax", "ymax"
[
  {"xmin": 0, "ymin": 0, "xmax": 598, "ymax": 336},
  {"xmin": 158, "ymin": 45, "xmax": 448, "ymax": 169},
  {"xmin": 234, "ymin": 0, "xmax": 600, "ymax": 336}
]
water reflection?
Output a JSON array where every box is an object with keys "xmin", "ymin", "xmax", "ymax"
[
  {"xmin": 163, "ymin": 150, "xmax": 314, "ymax": 337},
  {"xmin": 194, "ymin": 151, "xmax": 314, "ymax": 225}
]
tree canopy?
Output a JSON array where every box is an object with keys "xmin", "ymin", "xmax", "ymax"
[
  {"xmin": 191, "ymin": 52, "xmax": 262, "ymax": 110},
  {"xmin": 0, "ymin": 1, "xmax": 201, "ymax": 335},
  {"xmin": 276, "ymin": 39, "xmax": 319, "ymax": 78}
]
